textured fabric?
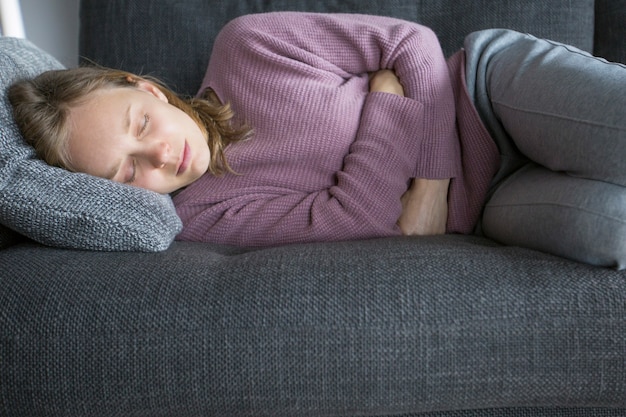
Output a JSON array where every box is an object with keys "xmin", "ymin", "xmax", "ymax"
[
  {"xmin": 594, "ymin": 0, "xmax": 626, "ymax": 63},
  {"xmin": 2, "ymin": 236, "xmax": 626, "ymax": 416},
  {"xmin": 403, "ymin": 408, "xmax": 626, "ymax": 417},
  {"xmin": 0, "ymin": 222, "xmax": 22, "ymax": 248},
  {"xmin": 2, "ymin": 1, "xmax": 622, "ymax": 416},
  {"xmin": 463, "ymin": 29, "xmax": 626, "ymax": 268},
  {"xmin": 173, "ymin": 13, "xmax": 499, "ymax": 245},
  {"xmin": 484, "ymin": 164, "xmax": 626, "ymax": 269},
  {"xmin": 0, "ymin": 37, "xmax": 182, "ymax": 251},
  {"xmin": 79, "ymin": 0, "xmax": 595, "ymax": 98},
  {"xmin": 466, "ymin": 30, "xmax": 626, "ymax": 187}
]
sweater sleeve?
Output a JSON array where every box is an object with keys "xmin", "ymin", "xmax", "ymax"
[{"xmin": 213, "ymin": 12, "xmax": 461, "ymax": 178}]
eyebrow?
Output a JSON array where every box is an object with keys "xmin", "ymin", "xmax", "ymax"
[{"xmin": 105, "ymin": 104, "xmax": 132, "ymax": 180}]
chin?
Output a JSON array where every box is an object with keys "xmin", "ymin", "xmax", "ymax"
[{"xmin": 183, "ymin": 170, "xmax": 205, "ymax": 188}]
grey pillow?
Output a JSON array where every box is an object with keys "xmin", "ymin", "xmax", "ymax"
[{"xmin": 0, "ymin": 37, "xmax": 181, "ymax": 251}]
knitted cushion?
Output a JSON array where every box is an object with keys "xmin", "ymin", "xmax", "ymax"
[{"xmin": 0, "ymin": 37, "xmax": 181, "ymax": 251}]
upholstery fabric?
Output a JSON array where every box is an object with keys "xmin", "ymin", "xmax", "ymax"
[
  {"xmin": 0, "ymin": 37, "xmax": 182, "ymax": 251},
  {"xmin": 0, "ymin": 222, "xmax": 22, "ymax": 247},
  {"xmin": 79, "ymin": 0, "xmax": 596, "ymax": 97},
  {"xmin": 2, "ymin": 236, "xmax": 625, "ymax": 416},
  {"xmin": 1, "ymin": 0, "xmax": 624, "ymax": 416},
  {"xmin": 594, "ymin": 0, "xmax": 626, "ymax": 63},
  {"xmin": 406, "ymin": 409, "xmax": 626, "ymax": 417}
]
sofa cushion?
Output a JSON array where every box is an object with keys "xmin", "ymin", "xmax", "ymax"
[
  {"xmin": 2, "ymin": 236, "xmax": 625, "ymax": 415},
  {"xmin": 79, "ymin": 0, "xmax": 595, "ymax": 97},
  {"xmin": 0, "ymin": 37, "xmax": 182, "ymax": 251}
]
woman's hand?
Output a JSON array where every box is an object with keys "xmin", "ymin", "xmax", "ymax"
[
  {"xmin": 397, "ymin": 178, "xmax": 450, "ymax": 235},
  {"xmin": 368, "ymin": 69, "xmax": 404, "ymax": 96}
]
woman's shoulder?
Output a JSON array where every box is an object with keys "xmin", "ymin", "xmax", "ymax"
[
  {"xmin": 212, "ymin": 12, "xmax": 294, "ymax": 54},
  {"xmin": 217, "ymin": 11, "xmax": 428, "ymax": 37},
  {"xmin": 217, "ymin": 12, "xmax": 303, "ymax": 37},
  {"xmin": 215, "ymin": 11, "xmax": 438, "ymax": 52}
]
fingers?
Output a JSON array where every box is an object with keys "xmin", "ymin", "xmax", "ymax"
[{"xmin": 368, "ymin": 69, "xmax": 404, "ymax": 96}]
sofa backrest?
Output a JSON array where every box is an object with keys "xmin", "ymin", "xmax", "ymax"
[
  {"xmin": 594, "ymin": 0, "xmax": 626, "ymax": 63},
  {"xmin": 79, "ymin": 0, "xmax": 600, "ymax": 97}
]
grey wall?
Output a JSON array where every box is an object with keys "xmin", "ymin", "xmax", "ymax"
[{"xmin": 20, "ymin": 0, "xmax": 80, "ymax": 67}]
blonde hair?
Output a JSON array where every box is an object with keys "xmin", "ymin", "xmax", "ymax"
[{"xmin": 8, "ymin": 66, "xmax": 252, "ymax": 176}]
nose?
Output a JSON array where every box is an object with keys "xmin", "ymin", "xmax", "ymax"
[{"xmin": 144, "ymin": 140, "xmax": 171, "ymax": 169}]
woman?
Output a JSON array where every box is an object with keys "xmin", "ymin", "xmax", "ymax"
[{"xmin": 9, "ymin": 12, "xmax": 625, "ymax": 250}]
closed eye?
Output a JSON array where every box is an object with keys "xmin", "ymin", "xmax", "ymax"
[{"xmin": 139, "ymin": 113, "xmax": 150, "ymax": 136}]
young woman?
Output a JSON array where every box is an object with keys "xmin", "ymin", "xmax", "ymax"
[{"xmin": 9, "ymin": 12, "xmax": 625, "ymax": 250}]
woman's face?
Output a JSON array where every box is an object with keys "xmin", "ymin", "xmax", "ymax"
[{"xmin": 67, "ymin": 81, "xmax": 211, "ymax": 194}]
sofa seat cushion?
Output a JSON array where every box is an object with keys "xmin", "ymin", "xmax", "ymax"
[{"xmin": 2, "ymin": 235, "xmax": 625, "ymax": 415}]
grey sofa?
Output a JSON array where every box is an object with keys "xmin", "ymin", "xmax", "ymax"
[{"xmin": 1, "ymin": 0, "xmax": 625, "ymax": 416}]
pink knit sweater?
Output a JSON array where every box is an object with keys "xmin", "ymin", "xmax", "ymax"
[{"xmin": 173, "ymin": 12, "xmax": 500, "ymax": 246}]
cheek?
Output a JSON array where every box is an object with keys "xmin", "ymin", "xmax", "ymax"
[
  {"xmin": 136, "ymin": 172, "xmax": 168, "ymax": 193},
  {"xmin": 158, "ymin": 105, "xmax": 188, "ymax": 130},
  {"xmin": 169, "ymin": 106, "xmax": 203, "ymax": 138},
  {"xmin": 136, "ymin": 169, "xmax": 186, "ymax": 194}
]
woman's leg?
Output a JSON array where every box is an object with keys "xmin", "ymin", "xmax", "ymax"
[
  {"xmin": 463, "ymin": 30, "xmax": 626, "ymax": 268},
  {"xmin": 482, "ymin": 163, "xmax": 626, "ymax": 268},
  {"xmin": 464, "ymin": 29, "xmax": 626, "ymax": 187}
]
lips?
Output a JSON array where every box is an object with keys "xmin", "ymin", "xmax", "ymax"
[{"xmin": 177, "ymin": 141, "xmax": 191, "ymax": 176}]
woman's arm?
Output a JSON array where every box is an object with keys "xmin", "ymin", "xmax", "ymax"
[{"xmin": 369, "ymin": 70, "xmax": 450, "ymax": 236}]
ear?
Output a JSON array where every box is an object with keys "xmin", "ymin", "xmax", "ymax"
[{"xmin": 135, "ymin": 80, "xmax": 169, "ymax": 103}]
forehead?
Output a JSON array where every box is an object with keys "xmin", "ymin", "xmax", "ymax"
[
  {"xmin": 70, "ymin": 87, "xmax": 133, "ymax": 123},
  {"xmin": 66, "ymin": 88, "xmax": 135, "ymax": 175}
]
